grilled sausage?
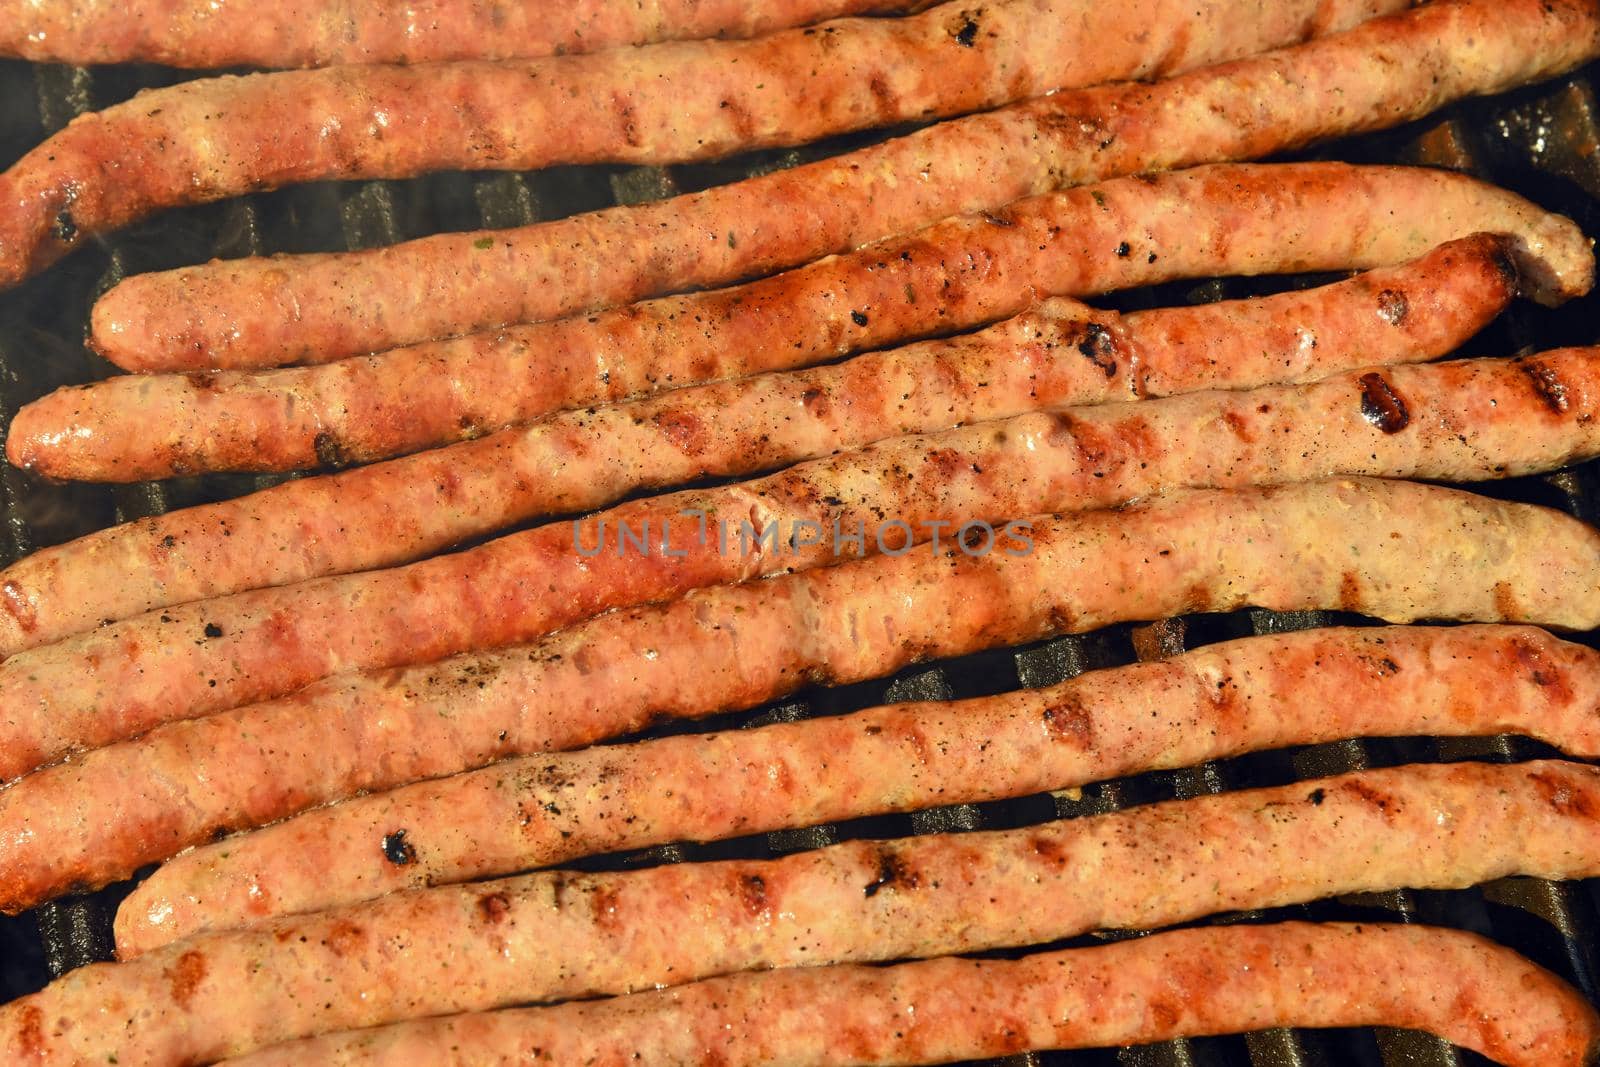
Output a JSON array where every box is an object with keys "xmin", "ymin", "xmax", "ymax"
[
  {"xmin": 116, "ymin": 623, "xmax": 1600, "ymax": 954},
  {"xmin": 0, "ymin": 234, "xmax": 1517, "ymax": 654},
  {"xmin": 6, "ymin": 759, "xmax": 1600, "ymax": 1064},
  {"xmin": 217, "ymin": 923, "xmax": 1600, "ymax": 1067},
  {"xmin": 87, "ymin": 0, "xmax": 1599, "ymax": 371},
  {"xmin": 0, "ymin": 0, "xmax": 922, "ymax": 68},
  {"xmin": 21, "ymin": 163, "xmax": 1571, "ymax": 478},
  {"xmin": 0, "ymin": 0, "xmax": 1400, "ymax": 289},
  {"xmin": 2, "ymin": 477, "xmax": 1599, "ymax": 910},
  {"xmin": 6, "ymin": 339, "xmax": 1600, "ymax": 786}
]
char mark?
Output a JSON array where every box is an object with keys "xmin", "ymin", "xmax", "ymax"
[
  {"xmin": 863, "ymin": 847, "xmax": 919, "ymax": 897},
  {"xmin": 1518, "ymin": 359, "xmax": 1570, "ymax": 415},
  {"xmin": 1358, "ymin": 373, "xmax": 1410, "ymax": 434},
  {"xmin": 1376, "ymin": 288, "xmax": 1409, "ymax": 326},
  {"xmin": 381, "ymin": 830, "xmax": 417, "ymax": 866},
  {"xmin": 1075, "ymin": 322, "xmax": 1118, "ymax": 378}
]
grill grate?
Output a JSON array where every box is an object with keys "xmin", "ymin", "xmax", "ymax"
[{"xmin": 2, "ymin": 50, "xmax": 1600, "ymax": 1066}]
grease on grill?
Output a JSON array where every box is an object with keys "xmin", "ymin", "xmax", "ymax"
[
  {"xmin": 381, "ymin": 830, "xmax": 417, "ymax": 866},
  {"xmin": 1358, "ymin": 372, "xmax": 1410, "ymax": 434}
]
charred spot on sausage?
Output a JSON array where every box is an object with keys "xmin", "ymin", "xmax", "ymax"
[
  {"xmin": 1488, "ymin": 241, "xmax": 1522, "ymax": 291},
  {"xmin": 1376, "ymin": 288, "xmax": 1409, "ymax": 325},
  {"xmin": 1041, "ymin": 696, "xmax": 1095, "ymax": 746},
  {"xmin": 51, "ymin": 208, "xmax": 77, "ymax": 244},
  {"xmin": 1338, "ymin": 572, "xmax": 1363, "ymax": 613},
  {"xmin": 381, "ymin": 830, "xmax": 417, "ymax": 866},
  {"xmin": 477, "ymin": 892, "xmax": 512, "ymax": 923},
  {"xmin": 1075, "ymin": 322, "xmax": 1117, "ymax": 377},
  {"xmin": 864, "ymin": 848, "xmax": 919, "ymax": 897},
  {"xmin": 1342, "ymin": 779, "xmax": 1397, "ymax": 815},
  {"xmin": 739, "ymin": 873, "xmax": 767, "ymax": 915},
  {"xmin": 11, "ymin": 1004, "xmax": 44, "ymax": 1058},
  {"xmin": 1493, "ymin": 580, "xmax": 1520, "ymax": 620},
  {"xmin": 1518, "ymin": 359, "xmax": 1570, "ymax": 415},
  {"xmin": 1507, "ymin": 634, "xmax": 1572, "ymax": 700},
  {"xmin": 166, "ymin": 950, "xmax": 209, "ymax": 1010},
  {"xmin": 1529, "ymin": 771, "xmax": 1598, "ymax": 818},
  {"xmin": 313, "ymin": 431, "xmax": 354, "ymax": 469},
  {"xmin": 1358, "ymin": 373, "xmax": 1410, "ymax": 434}
]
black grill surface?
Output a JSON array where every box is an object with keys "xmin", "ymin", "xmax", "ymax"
[{"xmin": 2, "ymin": 50, "xmax": 1600, "ymax": 1067}]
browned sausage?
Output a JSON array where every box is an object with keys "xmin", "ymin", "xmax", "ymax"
[
  {"xmin": 115, "ymin": 623, "xmax": 1600, "ymax": 955},
  {"xmin": 2, "ymin": 477, "xmax": 1598, "ymax": 912},
  {"xmin": 0, "ymin": 233, "xmax": 1517, "ymax": 655},
  {"xmin": 6, "ymin": 338, "xmax": 1600, "ymax": 788},
  {"xmin": 0, "ymin": 0, "xmax": 922, "ymax": 68},
  {"xmin": 5, "ymin": 758, "xmax": 1600, "ymax": 1064},
  {"xmin": 0, "ymin": 0, "xmax": 1400, "ymax": 289},
  {"xmin": 218, "ymin": 923, "xmax": 1600, "ymax": 1067},
  {"xmin": 87, "ymin": 0, "xmax": 1599, "ymax": 371},
  {"xmin": 17, "ymin": 163, "xmax": 1585, "ymax": 478}
]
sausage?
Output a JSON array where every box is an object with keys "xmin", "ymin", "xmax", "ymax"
[
  {"xmin": 86, "ymin": 0, "xmax": 1600, "ymax": 371},
  {"xmin": 9, "ymin": 331, "xmax": 1600, "ymax": 783},
  {"xmin": 216, "ymin": 923, "xmax": 1600, "ymax": 1067},
  {"xmin": 0, "ymin": 0, "xmax": 1400, "ymax": 290},
  {"xmin": 3, "ymin": 476, "xmax": 1599, "ymax": 910},
  {"xmin": 6, "ymin": 758, "xmax": 1600, "ymax": 1064},
  {"xmin": 115, "ymin": 623, "xmax": 1600, "ymax": 955},
  {"xmin": 0, "ymin": 233, "xmax": 1518, "ymax": 655},
  {"xmin": 15, "ymin": 225, "xmax": 1536, "ymax": 483},
  {"xmin": 0, "ymin": 0, "xmax": 922, "ymax": 68},
  {"xmin": 9, "ymin": 343, "xmax": 1600, "ymax": 786},
  {"xmin": 21, "ymin": 162, "xmax": 1569, "ymax": 478}
]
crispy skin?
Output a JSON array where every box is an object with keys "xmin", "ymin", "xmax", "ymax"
[
  {"xmin": 3, "ymin": 477, "xmax": 1600, "ymax": 909},
  {"xmin": 9, "ymin": 344, "xmax": 1600, "ymax": 784},
  {"xmin": 219, "ymin": 924, "xmax": 1600, "ymax": 1067},
  {"xmin": 117, "ymin": 624, "xmax": 1600, "ymax": 953},
  {"xmin": 0, "ymin": 0, "xmax": 921, "ymax": 68},
  {"xmin": 7, "ymin": 760, "xmax": 1600, "ymax": 1064},
  {"xmin": 87, "ymin": 0, "xmax": 1598, "ymax": 370},
  {"xmin": 0, "ymin": 236, "xmax": 1516, "ymax": 659},
  {"xmin": 28, "ymin": 165, "xmax": 1570, "ymax": 476},
  {"xmin": 0, "ymin": 0, "xmax": 1398, "ymax": 290}
]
